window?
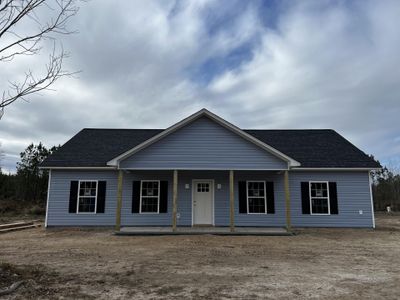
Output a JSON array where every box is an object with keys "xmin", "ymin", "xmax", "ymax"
[
  {"xmin": 197, "ymin": 183, "xmax": 210, "ymax": 192},
  {"xmin": 247, "ymin": 181, "xmax": 267, "ymax": 214},
  {"xmin": 78, "ymin": 181, "xmax": 98, "ymax": 213},
  {"xmin": 140, "ymin": 181, "xmax": 160, "ymax": 213},
  {"xmin": 309, "ymin": 182, "xmax": 330, "ymax": 215}
]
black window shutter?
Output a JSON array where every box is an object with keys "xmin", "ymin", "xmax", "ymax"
[
  {"xmin": 159, "ymin": 181, "xmax": 168, "ymax": 213},
  {"xmin": 238, "ymin": 181, "xmax": 247, "ymax": 214},
  {"xmin": 329, "ymin": 182, "xmax": 338, "ymax": 214},
  {"xmin": 96, "ymin": 181, "xmax": 106, "ymax": 213},
  {"xmin": 266, "ymin": 182, "xmax": 275, "ymax": 214},
  {"xmin": 132, "ymin": 181, "xmax": 141, "ymax": 213},
  {"xmin": 301, "ymin": 182, "xmax": 310, "ymax": 214},
  {"xmin": 69, "ymin": 181, "xmax": 78, "ymax": 213}
]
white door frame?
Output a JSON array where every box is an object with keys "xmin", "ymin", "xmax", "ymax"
[{"xmin": 191, "ymin": 179, "xmax": 215, "ymax": 226}]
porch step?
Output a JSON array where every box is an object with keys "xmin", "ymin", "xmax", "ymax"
[{"xmin": 115, "ymin": 227, "xmax": 293, "ymax": 236}]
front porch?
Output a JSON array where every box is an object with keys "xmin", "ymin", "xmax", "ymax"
[
  {"xmin": 116, "ymin": 226, "xmax": 292, "ymax": 236},
  {"xmin": 114, "ymin": 169, "xmax": 293, "ymax": 233}
]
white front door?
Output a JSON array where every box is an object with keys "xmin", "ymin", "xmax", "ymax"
[{"xmin": 193, "ymin": 180, "xmax": 214, "ymax": 225}]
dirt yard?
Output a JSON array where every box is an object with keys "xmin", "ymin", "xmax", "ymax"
[{"xmin": 1, "ymin": 213, "xmax": 400, "ymax": 299}]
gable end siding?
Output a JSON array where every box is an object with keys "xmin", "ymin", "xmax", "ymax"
[{"xmin": 119, "ymin": 117, "xmax": 288, "ymax": 170}]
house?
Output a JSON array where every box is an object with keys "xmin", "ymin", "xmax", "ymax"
[{"xmin": 40, "ymin": 109, "xmax": 380, "ymax": 231}]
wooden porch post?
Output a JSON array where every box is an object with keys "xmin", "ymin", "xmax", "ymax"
[
  {"xmin": 172, "ymin": 170, "xmax": 178, "ymax": 232},
  {"xmin": 284, "ymin": 170, "xmax": 292, "ymax": 231},
  {"xmin": 229, "ymin": 170, "xmax": 235, "ymax": 232},
  {"xmin": 115, "ymin": 170, "xmax": 124, "ymax": 231}
]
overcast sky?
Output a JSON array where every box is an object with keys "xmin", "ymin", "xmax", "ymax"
[{"xmin": 1, "ymin": 0, "xmax": 399, "ymax": 173}]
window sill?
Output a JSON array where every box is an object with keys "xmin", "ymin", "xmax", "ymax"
[{"xmin": 310, "ymin": 213, "xmax": 331, "ymax": 216}]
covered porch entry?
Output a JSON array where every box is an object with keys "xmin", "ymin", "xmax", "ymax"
[{"xmin": 114, "ymin": 169, "xmax": 292, "ymax": 233}]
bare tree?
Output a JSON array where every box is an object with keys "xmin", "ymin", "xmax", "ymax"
[{"xmin": 0, "ymin": 0, "xmax": 80, "ymax": 119}]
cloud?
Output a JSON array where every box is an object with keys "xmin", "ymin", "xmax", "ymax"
[
  {"xmin": 206, "ymin": 0, "xmax": 400, "ymax": 160},
  {"xmin": 0, "ymin": 0, "xmax": 399, "ymax": 173}
]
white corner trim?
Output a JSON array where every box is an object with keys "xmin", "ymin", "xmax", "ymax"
[
  {"xmin": 44, "ymin": 169, "xmax": 52, "ymax": 228},
  {"xmin": 107, "ymin": 108, "xmax": 300, "ymax": 168},
  {"xmin": 369, "ymin": 171, "xmax": 376, "ymax": 229}
]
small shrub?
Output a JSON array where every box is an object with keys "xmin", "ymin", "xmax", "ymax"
[{"xmin": 28, "ymin": 205, "xmax": 46, "ymax": 216}]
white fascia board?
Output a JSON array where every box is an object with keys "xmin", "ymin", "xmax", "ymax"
[
  {"xmin": 291, "ymin": 167, "xmax": 382, "ymax": 171},
  {"xmin": 39, "ymin": 166, "xmax": 117, "ymax": 170},
  {"xmin": 107, "ymin": 108, "xmax": 300, "ymax": 168}
]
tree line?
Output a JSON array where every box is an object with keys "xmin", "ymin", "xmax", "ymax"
[
  {"xmin": 372, "ymin": 166, "xmax": 400, "ymax": 211},
  {"xmin": 0, "ymin": 143, "xmax": 399, "ymax": 215},
  {"xmin": 0, "ymin": 143, "xmax": 59, "ymax": 215}
]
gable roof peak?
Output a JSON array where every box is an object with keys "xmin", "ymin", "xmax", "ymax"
[
  {"xmin": 106, "ymin": 108, "xmax": 301, "ymax": 168},
  {"xmin": 186, "ymin": 108, "xmax": 220, "ymax": 120}
]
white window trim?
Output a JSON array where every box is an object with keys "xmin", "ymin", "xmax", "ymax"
[
  {"xmin": 309, "ymin": 181, "xmax": 330, "ymax": 215},
  {"xmin": 139, "ymin": 180, "xmax": 160, "ymax": 214},
  {"xmin": 76, "ymin": 180, "xmax": 98, "ymax": 214},
  {"xmin": 246, "ymin": 180, "xmax": 267, "ymax": 214}
]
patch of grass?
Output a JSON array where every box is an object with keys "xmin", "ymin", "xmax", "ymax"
[
  {"xmin": 0, "ymin": 262, "xmax": 21, "ymax": 289},
  {"xmin": 0, "ymin": 262, "xmax": 59, "ymax": 288},
  {"xmin": 0, "ymin": 199, "xmax": 45, "ymax": 224},
  {"xmin": 0, "ymin": 262, "xmax": 93, "ymax": 299}
]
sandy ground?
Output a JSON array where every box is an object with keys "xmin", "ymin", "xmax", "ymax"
[{"xmin": 1, "ymin": 213, "xmax": 400, "ymax": 299}]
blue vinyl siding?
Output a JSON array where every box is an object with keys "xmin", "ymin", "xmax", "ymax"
[
  {"xmin": 46, "ymin": 170, "xmax": 118, "ymax": 226},
  {"xmin": 121, "ymin": 171, "xmax": 173, "ymax": 226},
  {"xmin": 290, "ymin": 171, "xmax": 373, "ymax": 228},
  {"xmin": 46, "ymin": 170, "xmax": 373, "ymax": 228},
  {"xmin": 119, "ymin": 116, "xmax": 288, "ymax": 170},
  {"xmin": 234, "ymin": 171, "xmax": 286, "ymax": 227}
]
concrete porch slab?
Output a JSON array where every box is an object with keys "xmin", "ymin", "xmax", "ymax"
[{"xmin": 115, "ymin": 227, "xmax": 293, "ymax": 236}]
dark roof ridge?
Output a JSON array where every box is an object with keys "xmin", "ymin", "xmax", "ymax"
[
  {"xmin": 243, "ymin": 129, "xmax": 335, "ymax": 131},
  {"xmin": 81, "ymin": 128, "xmax": 336, "ymax": 132},
  {"xmin": 82, "ymin": 128, "xmax": 163, "ymax": 131}
]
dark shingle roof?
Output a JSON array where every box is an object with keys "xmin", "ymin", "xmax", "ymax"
[
  {"xmin": 41, "ymin": 128, "xmax": 380, "ymax": 168},
  {"xmin": 41, "ymin": 129, "xmax": 163, "ymax": 168},
  {"xmin": 245, "ymin": 129, "xmax": 379, "ymax": 168}
]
